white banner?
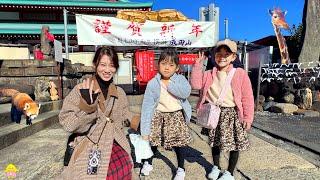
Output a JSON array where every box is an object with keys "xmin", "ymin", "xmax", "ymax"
[
  {"xmin": 54, "ymin": 40, "xmax": 63, "ymax": 63},
  {"xmin": 76, "ymin": 14, "xmax": 216, "ymax": 47}
]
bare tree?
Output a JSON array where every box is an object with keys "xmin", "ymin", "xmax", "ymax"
[{"xmin": 298, "ymin": 0, "xmax": 320, "ymax": 65}]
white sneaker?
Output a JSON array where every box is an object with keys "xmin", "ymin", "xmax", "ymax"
[
  {"xmin": 218, "ymin": 170, "xmax": 235, "ymax": 180},
  {"xmin": 208, "ymin": 165, "xmax": 221, "ymax": 180},
  {"xmin": 141, "ymin": 162, "xmax": 153, "ymax": 176},
  {"xmin": 173, "ymin": 167, "xmax": 185, "ymax": 180}
]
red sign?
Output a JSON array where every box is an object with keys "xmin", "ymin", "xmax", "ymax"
[
  {"xmin": 179, "ymin": 54, "xmax": 197, "ymax": 65},
  {"xmin": 135, "ymin": 51, "xmax": 157, "ymax": 85}
]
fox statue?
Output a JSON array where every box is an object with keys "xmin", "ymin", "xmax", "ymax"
[{"xmin": 0, "ymin": 89, "xmax": 41, "ymax": 125}]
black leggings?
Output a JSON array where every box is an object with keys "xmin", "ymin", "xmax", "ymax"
[
  {"xmin": 144, "ymin": 146, "xmax": 158, "ymax": 165},
  {"xmin": 144, "ymin": 146, "xmax": 185, "ymax": 169},
  {"xmin": 212, "ymin": 146, "xmax": 239, "ymax": 175}
]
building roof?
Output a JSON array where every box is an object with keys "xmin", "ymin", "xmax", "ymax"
[
  {"xmin": 0, "ymin": 0, "xmax": 152, "ymax": 8},
  {"xmin": 252, "ymin": 35, "xmax": 290, "ymax": 46},
  {"xmin": 0, "ymin": 22, "xmax": 77, "ymax": 35}
]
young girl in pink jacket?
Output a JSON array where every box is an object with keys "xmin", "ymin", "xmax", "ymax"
[{"xmin": 191, "ymin": 39, "xmax": 254, "ymax": 180}]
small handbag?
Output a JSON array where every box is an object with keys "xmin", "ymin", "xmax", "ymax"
[
  {"xmin": 196, "ymin": 68, "xmax": 236, "ymax": 129},
  {"xmin": 196, "ymin": 103, "xmax": 221, "ymax": 129},
  {"xmin": 129, "ymin": 134, "xmax": 153, "ymax": 163},
  {"xmin": 63, "ymin": 134, "xmax": 77, "ymax": 166},
  {"xmin": 63, "ymin": 145, "xmax": 74, "ymax": 166}
]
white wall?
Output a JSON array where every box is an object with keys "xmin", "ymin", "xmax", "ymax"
[
  {"xmin": 248, "ymin": 46, "xmax": 273, "ymax": 69},
  {"xmin": 0, "ymin": 47, "xmax": 30, "ymax": 59},
  {"xmin": 68, "ymin": 52, "xmax": 95, "ymax": 66}
]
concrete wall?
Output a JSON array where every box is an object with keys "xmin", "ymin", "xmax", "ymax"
[
  {"xmin": 68, "ymin": 52, "xmax": 94, "ymax": 66},
  {"xmin": 0, "ymin": 47, "xmax": 30, "ymax": 59}
]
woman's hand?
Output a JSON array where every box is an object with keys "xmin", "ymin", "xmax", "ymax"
[
  {"xmin": 242, "ymin": 122, "xmax": 252, "ymax": 131},
  {"xmin": 195, "ymin": 51, "xmax": 207, "ymax": 64},
  {"xmin": 80, "ymin": 78, "xmax": 100, "ymax": 104}
]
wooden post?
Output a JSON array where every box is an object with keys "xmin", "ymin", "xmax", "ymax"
[
  {"xmin": 57, "ymin": 62, "xmax": 63, "ymax": 99},
  {"xmin": 255, "ymin": 59, "xmax": 262, "ymax": 110}
]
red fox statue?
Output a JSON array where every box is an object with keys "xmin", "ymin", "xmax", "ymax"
[{"xmin": 0, "ymin": 89, "xmax": 41, "ymax": 125}]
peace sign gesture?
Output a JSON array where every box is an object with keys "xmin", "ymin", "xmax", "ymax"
[
  {"xmin": 195, "ymin": 51, "xmax": 207, "ymax": 64},
  {"xmin": 79, "ymin": 78, "xmax": 100, "ymax": 104}
]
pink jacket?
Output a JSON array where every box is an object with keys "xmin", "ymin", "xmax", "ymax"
[{"xmin": 191, "ymin": 63, "xmax": 255, "ymax": 125}]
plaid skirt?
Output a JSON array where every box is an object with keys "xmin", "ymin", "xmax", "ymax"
[
  {"xmin": 150, "ymin": 110, "xmax": 192, "ymax": 150},
  {"xmin": 106, "ymin": 141, "xmax": 133, "ymax": 180},
  {"xmin": 209, "ymin": 107, "xmax": 250, "ymax": 151}
]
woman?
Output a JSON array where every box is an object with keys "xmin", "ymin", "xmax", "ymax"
[{"xmin": 58, "ymin": 46, "xmax": 139, "ymax": 179}]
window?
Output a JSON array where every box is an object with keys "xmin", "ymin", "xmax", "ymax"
[
  {"xmin": 0, "ymin": 11, "xmax": 19, "ymax": 20},
  {"xmin": 22, "ymin": 12, "xmax": 56, "ymax": 21}
]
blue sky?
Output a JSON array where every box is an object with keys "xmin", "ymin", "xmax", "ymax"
[{"xmin": 138, "ymin": 0, "xmax": 304, "ymax": 42}]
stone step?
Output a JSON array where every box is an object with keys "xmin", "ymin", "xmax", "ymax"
[
  {"xmin": 0, "ymin": 110, "xmax": 60, "ymax": 150},
  {"xmin": 0, "ymin": 100, "xmax": 62, "ymax": 127},
  {"xmin": 0, "ymin": 59, "xmax": 57, "ymax": 68},
  {"xmin": 0, "ymin": 67, "xmax": 60, "ymax": 76},
  {"xmin": 0, "ymin": 77, "xmax": 78, "ymax": 91},
  {"xmin": 0, "ymin": 66, "xmax": 94, "ymax": 77}
]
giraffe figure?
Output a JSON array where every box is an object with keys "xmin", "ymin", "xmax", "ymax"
[{"xmin": 269, "ymin": 8, "xmax": 291, "ymax": 64}]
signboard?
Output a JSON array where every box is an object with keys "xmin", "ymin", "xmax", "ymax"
[
  {"xmin": 54, "ymin": 40, "xmax": 63, "ymax": 63},
  {"xmin": 179, "ymin": 54, "xmax": 198, "ymax": 65},
  {"xmin": 135, "ymin": 51, "xmax": 157, "ymax": 85},
  {"xmin": 76, "ymin": 14, "xmax": 216, "ymax": 47}
]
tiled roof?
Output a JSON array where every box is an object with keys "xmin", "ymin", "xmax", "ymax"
[
  {"xmin": 0, "ymin": 0, "xmax": 152, "ymax": 8},
  {"xmin": 0, "ymin": 23, "xmax": 77, "ymax": 34}
]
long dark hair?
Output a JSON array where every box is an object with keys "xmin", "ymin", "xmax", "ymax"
[{"xmin": 92, "ymin": 46, "xmax": 119, "ymax": 70}]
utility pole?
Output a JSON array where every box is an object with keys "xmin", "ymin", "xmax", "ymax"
[
  {"xmin": 224, "ymin": 18, "xmax": 229, "ymax": 39},
  {"xmin": 244, "ymin": 40, "xmax": 249, "ymax": 72},
  {"xmin": 63, "ymin": 8, "xmax": 69, "ymax": 60}
]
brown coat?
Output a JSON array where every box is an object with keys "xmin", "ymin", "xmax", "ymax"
[{"xmin": 58, "ymin": 79, "xmax": 137, "ymax": 179}]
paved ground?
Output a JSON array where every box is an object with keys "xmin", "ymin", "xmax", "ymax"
[
  {"xmin": 253, "ymin": 111, "xmax": 320, "ymax": 154},
  {"xmin": 0, "ymin": 123, "xmax": 68, "ymax": 180},
  {"xmin": 0, "ymin": 121, "xmax": 319, "ymax": 180},
  {"xmin": 0, "ymin": 95, "xmax": 319, "ymax": 179}
]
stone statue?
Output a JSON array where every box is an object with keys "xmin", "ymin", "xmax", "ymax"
[
  {"xmin": 49, "ymin": 81, "xmax": 59, "ymax": 101},
  {"xmin": 40, "ymin": 25, "xmax": 55, "ymax": 59},
  {"xmin": 34, "ymin": 77, "xmax": 51, "ymax": 102}
]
